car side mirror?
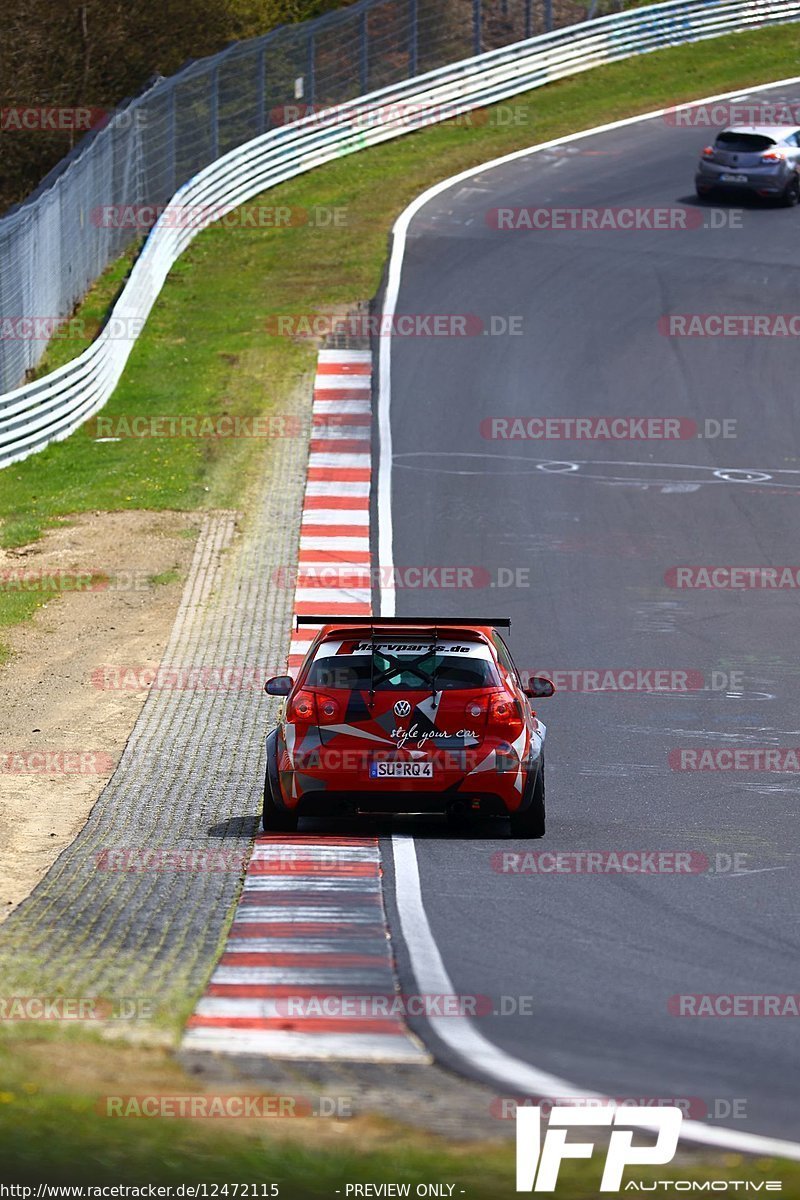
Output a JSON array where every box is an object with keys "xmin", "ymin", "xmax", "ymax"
[
  {"xmin": 265, "ymin": 675, "xmax": 294, "ymax": 696},
  {"xmin": 524, "ymin": 676, "xmax": 555, "ymax": 699}
]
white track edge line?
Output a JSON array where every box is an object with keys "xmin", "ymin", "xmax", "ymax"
[{"xmin": 379, "ymin": 77, "xmax": 800, "ymax": 1160}]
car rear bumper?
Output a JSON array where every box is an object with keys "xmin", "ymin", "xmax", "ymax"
[
  {"xmin": 269, "ymin": 723, "xmax": 545, "ymax": 818},
  {"xmin": 293, "ymin": 791, "xmax": 513, "ymax": 818},
  {"xmin": 695, "ymin": 165, "xmax": 789, "ymax": 195}
]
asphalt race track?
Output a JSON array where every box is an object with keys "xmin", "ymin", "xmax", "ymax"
[{"xmin": 376, "ymin": 83, "xmax": 800, "ymax": 1143}]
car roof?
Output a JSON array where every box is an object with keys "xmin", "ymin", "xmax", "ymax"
[{"xmin": 720, "ymin": 125, "xmax": 800, "ymax": 140}]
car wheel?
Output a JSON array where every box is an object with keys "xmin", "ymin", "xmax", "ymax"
[
  {"xmin": 781, "ymin": 176, "xmax": 800, "ymax": 207},
  {"xmin": 509, "ymin": 755, "xmax": 545, "ymax": 839},
  {"xmin": 262, "ymin": 732, "xmax": 299, "ymax": 833},
  {"xmin": 695, "ymin": 186, "xmax": 712, "ymax": 199}
]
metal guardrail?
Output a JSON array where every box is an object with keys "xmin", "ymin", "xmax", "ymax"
[
  {"xmin": 2, "ymin": 0, "xmax": 799, "ymax": 468},
  {"xmin": 0, "ymin": 0, "xmax": 568, "ymax": 399}
]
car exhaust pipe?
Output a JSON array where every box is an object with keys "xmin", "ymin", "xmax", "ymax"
[{"xmin": 448, "ymin": 799, "xmax": 468, "ymax": 818}]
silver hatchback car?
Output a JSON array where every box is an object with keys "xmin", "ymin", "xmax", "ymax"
[{"xmin": 695, "ymin": 125, "xmax": 800, "ymax": 205}]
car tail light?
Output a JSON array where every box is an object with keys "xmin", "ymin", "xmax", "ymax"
[
  {"xmin": 315, "ymin": 692, "xmax": 342, "ymax": 724},
  {"xmin": 488, "ymin": 691, "xmax": 524, "ymax": 738},
  {"xmin": 761, "ymin": 150, "xmax": 785, "ymax": 162},
  {"xmin": 701, "ymin": 145, "xmax": 715, "ymax": 159},
  {"xmin": 287, "ymin": 689, "xmax": 316, "ymax": 723}
]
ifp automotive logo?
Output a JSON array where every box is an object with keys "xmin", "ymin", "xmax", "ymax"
[{"xmin": 515, "ymin": 1105, "xmax": 682, "ymax": 1191}]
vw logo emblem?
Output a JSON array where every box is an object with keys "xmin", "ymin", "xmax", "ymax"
[{"xmin": 394, "ymin": 700, "xmax": 412, "ymax": 718}]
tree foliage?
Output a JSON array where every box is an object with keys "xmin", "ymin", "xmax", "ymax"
[{"xmin": 0, "ymin": 0, "xmax": 348, "ymax": 213}]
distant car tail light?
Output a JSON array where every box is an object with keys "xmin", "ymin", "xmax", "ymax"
[
  {"xmin": 701, "ymin": 145, "xmax": 715, "ymax": 159},
  {"xmin": 287, "ymin": 689, "xmax": 316, "ymax": 722},
  {"xmin": 488, "ymin": 691, "xmax": 524, "ymax": 738},
  {"xmin": 761, "ymin": 150, "xmax": 785, "ymax": 162}
]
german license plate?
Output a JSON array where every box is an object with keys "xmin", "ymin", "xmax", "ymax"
[
  {"xmin": 720, "ymin": 173, "xmax": 747, "ymax": 183},
  {"xmin": 369, "ymin": 761, "xmax": 433, "ymax": 779}
]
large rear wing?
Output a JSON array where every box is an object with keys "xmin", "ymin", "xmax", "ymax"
[{"xmin": 295, "ymin": 615, "xmax": 510, "ymax": 629}]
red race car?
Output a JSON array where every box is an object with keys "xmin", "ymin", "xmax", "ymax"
[{"xmin": 262, "ymin": 617, "xmax": 554, "ymax": 836}]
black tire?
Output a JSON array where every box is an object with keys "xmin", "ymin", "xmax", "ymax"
[
  {"xmin": 509, "ymin": 756, "xmax": 545, "ymax": 839},
  {"xmin": 781, "ymin": 176, "xmax": 800, "ymax": 207},
  {"xmin": 262, "ymin": 732, "xmax": 299, "ymax": 833}
]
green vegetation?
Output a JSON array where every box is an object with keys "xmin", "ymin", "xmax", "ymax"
[
  {"xmin": 0, "ymin": 0, "xmax": 351, "ymax": 214},
  {"xmin": 2, "ymin": 1036, "xmax": 800, "ymax": 1193},
  {"xmin": 147, "ymin": 567, "xmax": 184, "ymax": 587}
]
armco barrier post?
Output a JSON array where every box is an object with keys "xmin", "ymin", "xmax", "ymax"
[{"xmin": 409, "ymin": 0, "xmax": 419, "ymax": 75}]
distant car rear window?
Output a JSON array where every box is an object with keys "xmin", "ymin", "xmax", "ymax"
[
  {"xmin": 305, "ymin": 651, "xmax": 500, "ymax": 691},
  {"xmin": 714, "ymin": 132, "xmax": 775, "ymax": 152}
]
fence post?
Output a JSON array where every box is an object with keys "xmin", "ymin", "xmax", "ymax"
[
  {"xmin": 544, "ymin": 0, "xmax": 552, "ymax": 32},
  {"xmin": 360, "ymin": 10, "xmax": 369, "ymax": 93},
  {"xmin": 210, "ymin": 65, "xmax": 219, "ymax": 160},
  {"xmin": 473, "ymin": 0, "xmax": 482, "ymax": 55},
  {"xmin": 257, "ymin": 45, "xmax": 266, "ymax": 133},
  {"xmin": 409, "ymin": 0, "xmax": 418, "ymax": 75},
  {"xmin": 168, "ymin": 84, "xmax": 177, "ymax": 196},
  {"xmin": 307, "ymin": 33, "xmax": 316, "ymax": 107},
  {"xmin": 524, "ymin": 0, "xmax": 532, "ymax": 38}
]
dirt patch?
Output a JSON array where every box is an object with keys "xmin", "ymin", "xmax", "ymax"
[{"xmin": 0, "ymin": 511, "xmax": 206, "ymax": 920}]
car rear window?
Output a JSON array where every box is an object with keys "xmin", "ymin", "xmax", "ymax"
[
  {"xmin": 714, "ymin": 132, "xmax": 776, "ymax": 152},
  {"xmin": 305, "ymin": 639, "xmax": 501, "ymax": 691}
]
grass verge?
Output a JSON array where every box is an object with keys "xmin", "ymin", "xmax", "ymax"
[{"xmin": 2, "ymin": 1035, "xmax": 800, "ymax": 1193}]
